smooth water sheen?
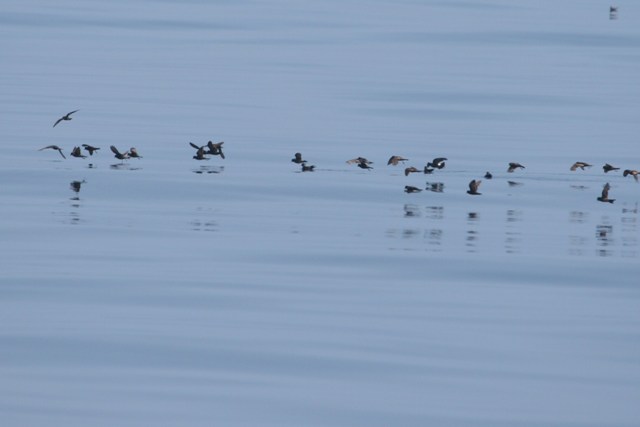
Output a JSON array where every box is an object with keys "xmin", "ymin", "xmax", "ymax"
[{"xmin": 1, "ymin": 1, "xmax": 639, "ymax": 426}]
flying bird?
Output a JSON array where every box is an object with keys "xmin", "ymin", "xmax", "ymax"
[
  {"xmin": 426, "ymin": 157, "xmax": 447, "ymax": 169},
  {"xmin": 53, "ymin": 110, "xmax": 79, "ymax": 127},
  {"xmin": 602, "ymin": 163, "xmax": 620, "ymax": 173},
  {"xmin": 207, "ymin": 141, "xmax": 225, "ymax": 159},
  {"xmin": 404, "ymin": 185, "xmax": 422, "ymax": 193},
  {"xmin": 110, "ymin": 145, "xmax": 130, "ymax": 161},
  {"xmin": 467, "ymin": 179, "xmax": 482, "ymax": 195},
  {"xmin": 623, "ymin": 169, "xmax": 639, "ymax": 182},
  {"xmin": 193, "ymin": 146, "xmax": 208, "ymax": 160},
  {"xmin": 291, "ymin": 152, "xmax": 306, "ymax": 164},
  {"xmin": 404, "ymin": 167, "xmax": 420, "ymax": 176},
  {"xmin": 570, "ymin": 162, "xmax": 592, "ymax": 171},
  {"xmin": 38, "ymin": 145, "xmax": 66, "ymax": 159},
  {"xmin": 597, "ymin": 182, "xmax": 615, "ymax": 203},
  {"xmin": 70, "ymin": 146, "xmax": 86, "ymax": 158},
  {"xmin": 81, "ymin": 144, "xmax": 100, "ymax": 156},
  {"xmin": 387, "ymin": 155, "xmax": 408, "ymax": 166},
  {"xmin": 346, "ymin": 157, "xmax": 373, "ymax": 165},
  {"xmin": 129, "ymin": 147, "xmax": 142, "ymax": 158},
  {"xmin": 507, "ymin": 162, "xmax": 525, "ymax": 173}
]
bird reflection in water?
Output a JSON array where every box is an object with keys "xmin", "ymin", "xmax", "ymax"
[
  {"xmin": 191, "ymin": 207, "xmax": 218, "ymax": 232},
  {"xmin": 504, "ymin": 209, "xmax": 523, "ymax": 254},
  {"xmin": 466, "ymin": 212, "xmax": 479, "ymax": 253},
  {"xmin": 425, "ymin": 182, "xmax": 444, "ymax": 193},
  {"xmin": 595, "ymin": 217, "xmax": 614, "ymax": 257},
  {"xmin": 193, "ymin": 165, "xmax": 224, "ymax": 175},
  {"xmin": 621, "ymin": 203, "xmax": 638, "ymax": 257},
  {"xmin": 68, "ymin": 179, "xmax": 86, "ymax": 224}
]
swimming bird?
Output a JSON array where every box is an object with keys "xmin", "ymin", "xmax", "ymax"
[
  {"xmin": 507, "ymin": 162, "xmax": 525, "ymax": 173},
  {"xmin": 570, "ymin": 161, "xmax": 592, "ymax": 171},
  {"xmin": 291, "ymin": 152, "xmax": 306, "ymax": 164},
  {"xmin": 623, "ymin": 169, "xmax": 639, "ymax": 182},
  {"xmin": 82, "ymin": 144, "xmax": 100, "ymax": 156},
  {"xmin": 346, "ymin": 157, "xmax": 373, "ymax": 165},
  {"xmin": 207, "ymin": 141, "xmax": 225, "ymax": 159},
  {"xmin": 301, "ymin": 162, "xmax": 315, "ymax": 172},
  {"xmin": 388, "ymin": 155, "xmax": 408, "ymax": 166},
  {"xmin": 467, "ymin": 179, "xmax": 482, "ymax": 195},
  {"xmin": 484, "ymin": 171, "xmax": 493, "ymax": 179},
  {"xmin": 602, "ymin": 163, "xmax": 620, "ymax": 173},
  {"xmin": 426, "ymin": 157, "xmax": 447, "ymax": 169},
  {"xmin": 38, "ymin": 145, "xmax": 66, "ymax": 159},
  {"xmin": 597, "ymin": 182, "xmax": 615, "ymax": 203},
  {"xmin": 404, "ymin": 185, "xmax": 422, "ymax": 193},
  {"xmin": 53, "ymin": 110, "xmax": 79, "ymax": 127},
  {"xmin": 70, "ymin": 146, "xmax": 86, "ymax": 158},
  {"xmin": 110, "ymin": 145, "xmax": 130, "ymax": 161},
  {"xmin": 129, "ymin": 147, "xmax": 142, "ymax": 158},
  {"xmin": 404, "ymin": 167, "xmax": 420, "ymax": 176}
]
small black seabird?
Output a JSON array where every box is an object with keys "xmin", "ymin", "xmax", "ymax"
[
  {"xmin": 129, "ymin": 147, "xmax": 142, "ymax": 158},
  {"xmin": 388, "ymin": 156, "xmax": 408, "ymax": 166},
  {"xmin": 193, "ymin": 146, "xmax": 208, "ymax": 160},
  {"xmin": 70, "ymin": 146, "xmax": 86, "ymax": 158},
  {"xmin": 597, "ymin": 183, "xmax": 615, "ymax": 203},
  {"xmin": 404, "ymin": 167, "xmax": 420, "ymax": 176},
  {"xmin": 207, "ymin": 141, "xmax": 225, "ymax": 159},
  {"xmin": 53, "ymin": 110, "xmax": 79, "ymax": 127},
  {"xmin": 39, "ymin": 145, "xmax": 66, "ymax": 159},
  {"xmin": 291, "ymin": 152, "xmax": 306, "ymax": 164},
  {"xmin": 484, "ymin": 171, "xmax": 493, "ymax": 179},
  {"xmin": 301, "ymin": 162, "xmax": 315, "ymax": 172},
  {"xmin": 507, "ymin": 162, "xmax": 525, "ymax": 173},
  {"xmin": 423, "ymin": 166, "xmax": 434, "ymax": 174},
  {"xmin": 570, "ymin": 162, "xmax": 592, "ymax": 171},
  {"xmin": 426, "ymin": 157, "xmax": 447, "ymax": 169},
  {"xmin": 110, "ymin": 145, "xmax": 130, "ymax": 161},
  {"xmin": 602, "ymin": 163, "xmax": 620, "ymax": 173},
  {"xmin": 346, "ymin": 157, "xmax": 373, "ymax": 166},
  {"xmin": 623, "ymin": 169, "xmax": 639, "ymax": 182},
  {"xmin": 82, "ymin": 144, "xmax": 100, "ymax": 156},
  {"xmin": 467, "ymin": 179, "xmax": 482, "ymax": 195},
  {"xmin": 404, "ymin": 185, "xmax": 422, "ymax": 193}
]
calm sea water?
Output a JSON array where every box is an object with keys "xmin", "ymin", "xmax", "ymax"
[{"xmin": 1, "ymin": 1, "xmax": 639, "ymax": 426}]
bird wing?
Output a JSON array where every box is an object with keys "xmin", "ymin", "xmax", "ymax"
[
  {"xmin": 601, "ymin": 183, "xmax": 610, "ymax": 198},
  {"xmin": 53, "ymin": 118, "xmax": 63, "ymax": 127},
  {"xmin": 110, "ymin": 145, "xmax": 121, "ymax": 155},
  {"xmin": 189, "ymin": 142, "xmax": 201, "ymax": 150},
  {"xmin": 66, "ymin": 109, "xmax": 79, "ymax": 117}
]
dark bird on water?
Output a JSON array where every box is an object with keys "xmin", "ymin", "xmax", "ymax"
[
  {"xmin": 388, "ymin": 155, "xmax": 408, "ymax": 166},
  {"xmin": 70, "ymin": 146, "xmax": 86, "ymax": 158},
  {"xmin": 623, "ymin": 169, "xmax": 639, "ymax": 182},
  {"xmin": 427, "ymin": 157, "xmax": 447, "ymax": 169},
  {"xmin": 110, "ymin": 145, "xmax": 130, "ymax": 161},
  {"xmin": 404, "ymin": 167, "xmax": 420, "ymax": 176},
  {"xmin": 467, "ymin": 179, "xmax": 482, "ymax": 195},
  {"xmin": 192, "ymin": 146, "xmax": 208, "ymax": 160},
  {"xmin": 507, "ymin": 162, "xmax": 525, "ymax": 173},
  {"xmin": 38, "ymin": 145, "xmax": 66, "ymax": 159},
  {"xmin": 69, "ymin": 180, "xmax": 85, "ymax": 194},
  {"xmin": 602, "ymin": 163, "xmax": 620, "ymax": 173},
  {"xmin": 301, "ymin": 162, "xmax": 315, "ymax": 172},
  {"xmin": 597, "ymin": 182, "xmax": 615, "ymax": 203},
  {"xmin": 53, "ymin": 110, "xmax": 79, "ymax": 127},
  {"xmin": 484, "ymin": 171, "xmax": 493, "ymax": 179},
  {"xmin": 82, "ymin": 144, "xmax": 100, "ymax": 156},
  {"xmin": 404, "ymin": 185, "xmax": 422, "ymax": 193},
  {"xmin": 570, "ymin": 161, "xmax": 592, "ymax": 171},
  {"xmin": 291, "ymin": 152, "xmax": 306, "ymax": 164},
  {"xmin": 129, "ymin": 147, "xmax": 142, "ymax": 158}
]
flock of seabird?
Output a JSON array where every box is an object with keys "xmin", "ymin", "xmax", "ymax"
[{"xmin": 42, "ymin": 110, "xmax": 638, "ymax": 204}]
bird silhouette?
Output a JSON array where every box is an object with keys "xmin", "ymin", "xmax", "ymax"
[
  {"xmin": 39, "ymin": 145, "xmax": 66, "ymax": 159},
  {"xmin": 53, "ymin": 110, "xmax": 79, "ymax": 127},
  {"xmin": 291, "ymin": 152, "xmax": 306, "ymax": 164},
  {"xmin": 427, "ymin": 157, "xmax": 447, "ymax": 169},
  {"xmin": 507, "ymin": 162, "xmax": 525, "ymax": 173},
  {"xmin": 404, "ymin": 185, "xmax": 422, "ymax": 193},
  {"xmin": 404, "ymin": 167, "xmax": 420, "ymax": 176},
  {"xmin": 388, "ymin": 155, "xmax": 408, "ymax": 166},
  {"xmin": 129, "ymin": 147, "xmax": 142, "ymax": 158},
  {"xmin": 70, "ymin": 146, "xmax": 86, "ymax": 158},
  {"xmin": 467, "ymin": 179, "xmax": 482, "ymax": 195},
  {"xmin": 207, "ymin": 141, "xmax": 225, "ymax": 159},
  {"xmin": 110, "ymin": 145, "xmax": 130, "ymax": 161},
  {"xmin": 623, "ymin": 169, "xmax": 639, "ymax": 182},
  {"xmin": 570, "ymin": 162, "xmax": 592, "ymax": 171},
  {"xmin": 346, "ymin": 157, "xmax": 373, "ymax": 165},
  {"xmin": 484, "ymin": 171, "xmax": 493, "ymax": 179},
  {"xmin": 597, "ymin": 182, "xmax": 615, "ymax": 203},
  {"xmin": 301, "ymin": 162, "xmax": 315, "ymax": 172},
  {"xmin": 603, "ymin": 163, "xmax": 620, "ymax": 173},
  {"xmin": 81, "ymin": 144, "xmax": 100, "ymax": 156}
]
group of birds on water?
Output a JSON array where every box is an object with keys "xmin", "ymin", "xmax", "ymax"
[{"xmin": 41, "ymin": 109, "xmax": 638, "ymax": 204}]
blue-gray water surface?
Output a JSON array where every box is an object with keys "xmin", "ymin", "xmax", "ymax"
[{"xmin": 1, "ymin": 1, "xmax": 639, "ymax": 426}]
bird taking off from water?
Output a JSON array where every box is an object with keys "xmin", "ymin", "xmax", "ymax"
[
  {"xmin": 597, "ymin": 183, "xmax": 615, "ymax": 203},
  {"xmin": 426, "ymin": 157, "xmax": 447, "ymax": 169},
  {"xmin": 623, "ymin": 169, "xmax": 639, "ymax": 182},
  {"xmin": 602, "ymin": 163, "xmax": 620, "ymax": 173},
  {"xmin": 291, "ymin": 152, "xmax": 306, "ymax": 164},
  {"xmin": 82, "ymin": 144, "xmax": 100, "ymax": 156},
  {"xmin": 570, "ymin": 162, "xmax": 592, "ymax": 171},
  {"xmin": 507, "ymin": 162, "xmax": 525, "ymax": 173},
  {"xmin": 110, "ymin": 145, "xmax": 130, "ymax": 161},
  {"xmin": 387, "ymin": 155, "xmax": 408, "ymax": 166},
  {"xmin": 467, "ymin": 179, "xmax": 481, "ymax": 195},
  {"xmin": 53, "ymin": 110, "xmax": 79, "ymax": 127}
]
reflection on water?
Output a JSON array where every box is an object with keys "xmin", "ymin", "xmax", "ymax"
[
  {"xmin": 110, "ymin": 163, "xmax": 142, "ymax": 170},
  {"xmin": 192, "ymin": 165, "xmax": 224, "ymax": 175},
  {"xmin": 65, "ymin": 179, "xmax": 86, "ymax": 225},
  {"xmin": 425, "ymin": 182, "xmax": 445, "ymax": 193},
  {"xmin": 191, "ymin": 207, "xmax": 218, "ymax": 232},
  {"xmin": 390, "ymin": 205, "xmax": 638, "ymax": 259},
  {"xmin": 610, "ymin": 6, "xmax": 618, "ymax": 20}
]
